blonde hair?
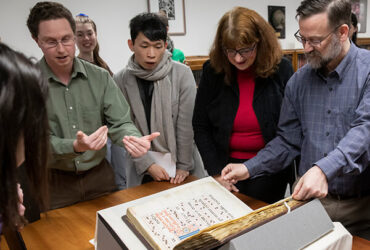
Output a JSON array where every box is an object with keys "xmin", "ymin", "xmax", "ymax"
[{"xmin": 210, "ymin": 7, "xmax": 282, "ymax": 84}]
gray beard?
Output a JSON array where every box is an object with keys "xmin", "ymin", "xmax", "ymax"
[{"xmin": 305, "ymin": 35, "xmax": 342, "ymax": 70}]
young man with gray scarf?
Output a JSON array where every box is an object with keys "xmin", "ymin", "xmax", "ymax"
[{"xmin": 114, "ymin": 13, "xmax": 206, "ymax": 187}]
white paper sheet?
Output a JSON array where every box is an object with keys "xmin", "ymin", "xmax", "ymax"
[{"xmin": 148, "ymin": 151, "xmax": 176, "ymax": 178}]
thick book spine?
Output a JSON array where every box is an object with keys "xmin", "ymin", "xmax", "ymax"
[{"xmin": 174, "ymin": 197, "xmax": 306, "ymax": 250}]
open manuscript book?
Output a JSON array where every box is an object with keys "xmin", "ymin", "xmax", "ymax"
[{"xmin": 126, "ymin": 177, "xmax": 305, "ymax": 250}]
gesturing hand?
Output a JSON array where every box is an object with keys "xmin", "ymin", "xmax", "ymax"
[
  {"xmin": 73, "ymin": 125, "xmax": 108, "ymax": 152},
  {"xmin": 123, "ymin": 132, "xmax": 160, "ymax": 158}
]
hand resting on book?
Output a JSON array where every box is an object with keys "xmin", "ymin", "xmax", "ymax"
[
  {"xmin": 292, "ymin": 165, "xmax": 328, "ymax": 200},
  {"xmin": 214, "ymin": 176, "xmax": 239, "ymax": 192},
  {"xmin": 221, "ymin": 163, "xmax": 250, "ymax": 184}
]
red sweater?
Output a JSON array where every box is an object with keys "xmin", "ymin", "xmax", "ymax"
[{"xmin": 229, "ymin": 69, "xmax": 265, "ymax": 159}]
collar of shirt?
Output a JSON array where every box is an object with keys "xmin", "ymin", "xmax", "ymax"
[
  {"xmin": 316, "ymin": 43, "xmax": 357, "ymax": 82},
  {"xmin": 38, "ymin": 57, "xmax": 88, "ymax": 85}
]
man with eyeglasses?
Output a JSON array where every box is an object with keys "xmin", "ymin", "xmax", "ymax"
[
  {"xmin": 222, "ymin": 0, "xmax": 370, "ymax": 239},
  {"xmin": 26, "ymin": 2, "xmax": 159, "ymax": 209}
]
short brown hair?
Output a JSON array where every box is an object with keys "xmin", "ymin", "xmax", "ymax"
[
  {"xmin": 27, "ymin": 1, "xmax": 76, "ymax": 38},
  {"xmin": 210, "ymin": 7, "xmax": 282, "ymax": 84},
  {"xmin": 296, "ymin": 0, "xmax": 351, "ymax": 29}
]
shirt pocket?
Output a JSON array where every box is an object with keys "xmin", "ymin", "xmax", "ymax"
[
  {"xmin": 48, "ymin": 112, "xmax": 64, "ymax": 137},
  {"xmin": 80, "ymin": 105, "xmax": 102, "ymax": 135},
  {"xmin": 334, "ymin": 107, "xmax": 355, "ymax": 143}
]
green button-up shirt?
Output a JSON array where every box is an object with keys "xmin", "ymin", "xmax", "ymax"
[{"xmin": 39, "ymin": 57, "xmax": 141, "ymax": 172}]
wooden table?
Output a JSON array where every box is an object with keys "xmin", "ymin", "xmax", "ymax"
[{"xmin": 1, "ymin": 176, "xmax": 369, "ymax": 249}]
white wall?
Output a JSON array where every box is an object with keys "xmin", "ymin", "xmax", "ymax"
[{"xmin": 1, "ymin": 0, "xmax": 370, "ymax": 73}]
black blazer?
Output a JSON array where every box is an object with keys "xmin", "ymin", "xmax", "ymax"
[{"xmin": 193, "ymin": 57, "xmax": 294, "ymax": 176}]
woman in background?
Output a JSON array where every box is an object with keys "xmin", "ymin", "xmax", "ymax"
[
  {"xmin": 75, "ymin": 13, "xmax": 113, "ymax": 75},
  {"xmin": 349, "ymin": 13, "xmax": 358, "ymax": 45},
  {"xmin": 0, "ymin": 43, "xmax": 49, "ymax": 233},
  {"xmin": 193, "ymin": 7, "xmax": 294, "ymax": 203},
  {"xmin": 157, "ymin": 11, "xmax": 186, "ymax": 63}
]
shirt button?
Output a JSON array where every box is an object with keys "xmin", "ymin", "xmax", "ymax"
[
  {"xmin": 327, "ymin": 110, "xmax": 331, "ymax": 114},
  {"xmin": 66, "ymin": 88, "xmax": 69, "ymax": 91},
  {"xmin": 329, "ymin": 87, "xmax": 333, "ymax": 91},
  {"xmin": 72, "ymin": 125, "xmax": 76, "ymax": 129},
  {"xmin": 326, "ymin": 132, "xmax": 330, "ymax": 136},
  {"xmin": 76, "ymin": 161, "xmax": 80, "ymax": 164},
  {"xmin": 69, "ymin": 106, "xmax": 73, "ymax": 110}
]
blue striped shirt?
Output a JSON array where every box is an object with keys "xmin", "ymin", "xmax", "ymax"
[{"xmin": 246, "ymin": 43, "xmax": 370, "ymax": 196}]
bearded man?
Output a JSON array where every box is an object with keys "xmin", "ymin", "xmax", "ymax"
[{"xmin": 221, "ymin": 0, "xmax": 370, "ymax": 240}]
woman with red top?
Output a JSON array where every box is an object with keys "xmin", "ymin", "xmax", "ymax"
[{"xmin": 193, "ymin": 7, "xmax": 294, "ymax": 203}]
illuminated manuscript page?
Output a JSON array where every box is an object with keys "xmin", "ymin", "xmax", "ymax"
[{"xmin": 126, "ymin": 177, "xmax": 252, "ymax": 250}]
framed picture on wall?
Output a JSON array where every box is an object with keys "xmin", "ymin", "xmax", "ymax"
[
  {"xmin": 147, "ymin": 0, "xmax": 186, "ymax": 35},
  {"xmin": 268, "ymin": 6, "xmax": 286, "ymax": 39},
  {"xmin": 351, "ymin": 0, "xmax": 367, "ymax": 33}
]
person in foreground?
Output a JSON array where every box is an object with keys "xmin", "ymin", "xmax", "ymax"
[
  {"xmin": 222, "ymin": 0, "xmax": 370, "ymax": 239},
  {"xmin": 26, "ymin": 2, "xmax": 159, "ymax": 209},
  {"xmin": 114, "ymin": 13, "xmax": 206, "ymax": 187},
  {"xmin": 192, "ymin": 7, "xmax": 294, "ymax": 203},
  {"xmin": 0, "ymin": 43, "xmax": 49, "ymax": 234}
]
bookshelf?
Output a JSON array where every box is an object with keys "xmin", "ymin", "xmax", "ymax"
[
  {"xmin": 282, "ymin": 49, "xmax": 306, "ymax": 72},
  {"xmin": 357, "ymin": 37, "xmax": 370, "ymax": 50},
  {"xmin": 186, "ymin": 55, "xmax": 209, "ymax": 86}
]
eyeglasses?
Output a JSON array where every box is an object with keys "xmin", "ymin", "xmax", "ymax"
[
  {"xmin": 224, "ymin": 44, "xmax": 256, "ymax": 58},
  {"xmin": 294, "ymin": 25, "xmax": 341, "ymax": 47},
  {"xmin": 39, "ymin": 36, "xmax": 75, "ymax": 49}
]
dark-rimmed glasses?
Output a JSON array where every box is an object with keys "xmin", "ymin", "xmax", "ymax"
[
  {"xmin": 224, "ymin": 44, "xmax": 256, "ymax": 58},
  {"xmin": 294, "ymin": 25, "xmax": 342, "ymax": 47}
]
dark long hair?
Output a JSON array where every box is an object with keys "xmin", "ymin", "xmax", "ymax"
[
  {"xmin": 0, "ymin": 43, "xmax": 49, "ymax": 230},
  {"xmin": 75, "ymin": 15, "xmax": 113, "ymax": 76}
]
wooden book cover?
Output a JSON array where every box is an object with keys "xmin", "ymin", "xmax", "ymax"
[
  {"xmin": 174, "ymin": 197, "xmax": 305, "ymax": 249},
  {"xmin": 126, "ymin": 177, "xmax": 252, "ymax": 250},
  {"xmin": 126, "ymin": 177, "xmax": 305, "ymax": 250}
]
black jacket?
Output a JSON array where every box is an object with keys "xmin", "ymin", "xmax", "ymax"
[{"xmin": 193, "ymin": 57, "xmax": 294, "ymax": 176}]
